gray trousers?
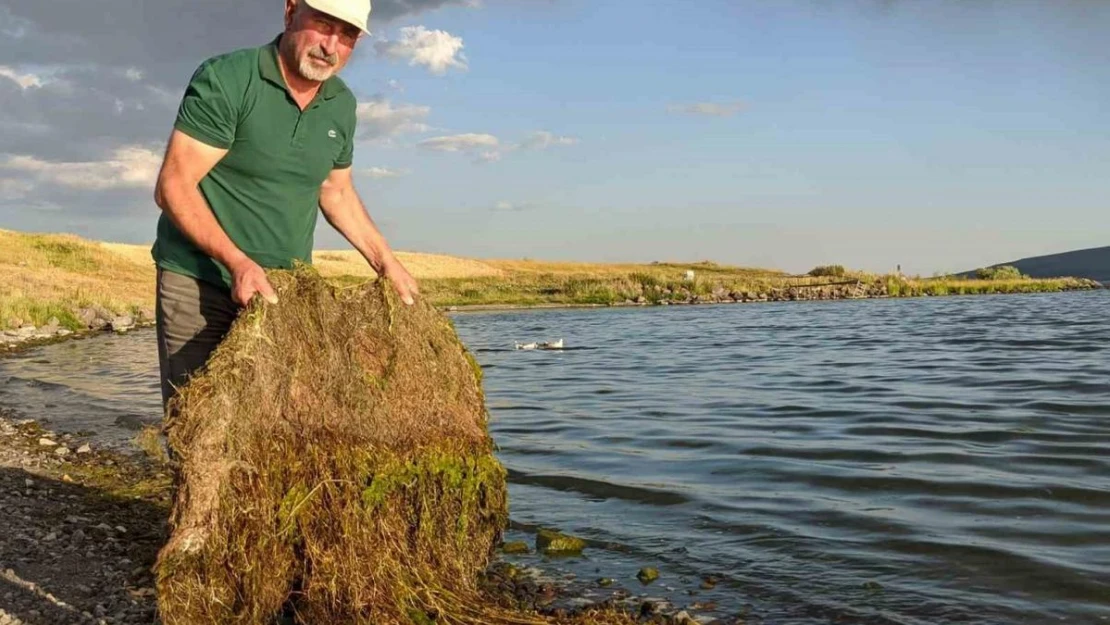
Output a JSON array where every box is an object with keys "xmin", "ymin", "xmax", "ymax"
[{"xmin": 155, "ymin": 268, "xmax": 241, "ymax": 411}]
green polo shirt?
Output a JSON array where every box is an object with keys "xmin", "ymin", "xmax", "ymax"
[{"xmin": 151, "ymin": 35, "xmax": 357, "ymax": 291}]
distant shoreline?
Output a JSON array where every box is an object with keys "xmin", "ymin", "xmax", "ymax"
[
  {"xmin": 1, "ymin": 228, "xmax": 1101, "ymax": 344},
  {"xmin": 440, "ymin": 284, "xmax": 1103, "ymax": 314},
  {"xmin": 6, "ymin": 286, "xmax": 1106, "ymax": 356}
]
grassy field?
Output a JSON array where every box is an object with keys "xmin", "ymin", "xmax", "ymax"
[
  {"xmin": 0, "ymin": 230, "xmax": 156, "ymax": 331},
  {"xmin": 0, "ymin": 229, "xmax": 1099, "ymax": 330}
]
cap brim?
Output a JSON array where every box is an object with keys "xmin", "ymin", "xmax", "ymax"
[{"xmin": 301, "ymin": 0, "xmax": 370, "ymax": 33}]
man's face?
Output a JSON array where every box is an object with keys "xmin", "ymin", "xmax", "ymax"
[{"xmin": 283, "ymin": 1, "xmax": 362, "ymax": 83}]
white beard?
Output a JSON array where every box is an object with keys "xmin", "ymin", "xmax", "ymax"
[{"xmin": 298, "ymin": 55, "xmax": 336, "ymax": 82}]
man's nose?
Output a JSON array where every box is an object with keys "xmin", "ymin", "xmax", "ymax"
[{"xmin": 321, "ymin": 33, "xmax": 339, "ymax": 54}]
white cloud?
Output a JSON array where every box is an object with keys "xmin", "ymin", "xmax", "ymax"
[
  {"xmin": 518, "ymin": 130, "xmax": 579, "ymax": 150},
  {"xmin": 375, "ymin": 26, "xmax": 468, "ymax": 76},
  {"xmin": 417, "ymin": 133, "xmax": 499, "ymax": 153},
  {"xmin": 355, "ymin": 98, "xmax": 431, "ymax": 140},
  {"xmin": 666, "ymin": 101, "xmax": 746, "ymax": 117},
  {"xmin": 414, "ymin": 130, "xmax": 578, "ymax": 163},
  {"xmin": 1, "ymin": 145, "xmax": 162, "ymax": 191},
  {"xmin": 124, "ymin": 67, "xmax": 143, "ymax": 81},
  {"xmin": 0, "ymin": 65, "xmax": 43, "ymax": 89},
  {"xmin": 361, "ymin": 166, "xmax": 407, "ymax": 179}
]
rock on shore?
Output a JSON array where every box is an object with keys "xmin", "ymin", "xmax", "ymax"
[
  {"xmin": 1, "ymin": 308, "xmax": 154, "ymax": 353},
  {"xmin": 0, "ymin": 415, "xmax": 168, "ymax": 625}
]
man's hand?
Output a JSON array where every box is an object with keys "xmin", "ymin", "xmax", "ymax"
[
  {"xmin": 382, "ymin": 259, "xmax": 419, "ymax": 305},
  {"xmin": 227, "ymin": 256, "xmax": 279, "ymax": 307},
  {"xmin": 318, "ymin": 167, "xmax": 418, "ymax": 305}
]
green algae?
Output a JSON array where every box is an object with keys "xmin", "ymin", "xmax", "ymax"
[
  {"xmin": 502, "ymin": 541, "xmax": 530, "ymax": 555},
  {"xmin": 536, "ymin": 529, "xmax": 587, "ymax": 556}
]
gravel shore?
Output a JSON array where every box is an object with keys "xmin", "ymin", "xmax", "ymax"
[
  {"xmin": 0, "ymin": 414, "xmax": 168, "ymax": 625},
  {"xmin": 0, "ymin": 413, "xmax": 744, "ymax": 625}
]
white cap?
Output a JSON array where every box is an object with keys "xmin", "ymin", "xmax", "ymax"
[{"xmin": 303, "ymin": 0, "xmax": 372, "ymax": 33}]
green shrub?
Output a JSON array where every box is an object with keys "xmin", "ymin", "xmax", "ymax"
[
  {"xmin": 808, "ymin": 265, "xmax": 846, "ymax": 278},
  {"xmin": 975, "ymin": 265, "xmax": 1025, "ymax": 280}
]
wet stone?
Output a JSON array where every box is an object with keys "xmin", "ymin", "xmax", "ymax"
[
  {"xmin": 535, "ymin": 528, "xmax": 587, "ymax": 556},
  {"xmin": 502, "ymin": 541, "xmax": 529, "ymax": 554}
]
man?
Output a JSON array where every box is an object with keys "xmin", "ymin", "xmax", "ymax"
[{"xmin": 151, "ymin": 0, "xmax": 418, "ymax": 410}]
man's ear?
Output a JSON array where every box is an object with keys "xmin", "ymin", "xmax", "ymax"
[{"xmin": 283, "ymin": 0, "xmax": 298, "ymax": 29}]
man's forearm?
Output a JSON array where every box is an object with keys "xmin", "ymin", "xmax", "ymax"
[
  {"xmin": 320, "ymin": 190, "xmax": 398, "ymax": 274},
  {"xmin": 157, "ymin": 177, "xmax": 249, "ymax": 270}
]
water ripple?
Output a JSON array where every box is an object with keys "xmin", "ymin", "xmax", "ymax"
[{"xmin": 1, "ymin": 291, "xmax": 1109, "ymax": 623}]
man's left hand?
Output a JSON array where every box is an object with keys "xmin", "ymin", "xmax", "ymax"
[{"xmin": 383, "ymin": 259, "xmax": 419, "ymax": 305}]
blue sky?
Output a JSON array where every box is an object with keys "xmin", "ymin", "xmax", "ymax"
[{"xmin": 1, "ymin": 0, "xmax": 1107, "ymax": 275}]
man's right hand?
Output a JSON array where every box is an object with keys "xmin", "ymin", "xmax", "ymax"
[{"xmin": 228, "ymin": 257, "xmax": 279, "ymax": 307}]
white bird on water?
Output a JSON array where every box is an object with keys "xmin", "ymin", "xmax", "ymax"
[{"xmin": 514, "ymin": 338, "xmax": 564, "ymax": 350}]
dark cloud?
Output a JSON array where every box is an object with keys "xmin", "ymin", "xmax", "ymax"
[
  {"xmin": 0, "ymin": 0, "xmax": 471, "ymax": 161},
  {"xmin": 0, "ymin": 0, "xmax": 470, "ymax": 229},
  {"xmin": 0, "ymin": 179, "xmax": 158, "ymax": 242},
  {"xmin": 0, "ymin": 0, "xmax": 470, "ymax": 71},
  {"xmin": 0, "ymin": 68, "xmax": 174, "ymax": 162}
]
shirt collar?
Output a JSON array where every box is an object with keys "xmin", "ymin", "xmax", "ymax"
[{"xmin": 259, "ymin": 34, "xmax": 348, "ymax": 101}]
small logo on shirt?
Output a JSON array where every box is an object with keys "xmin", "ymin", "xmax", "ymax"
[{"xmin": 328, "ymin": 129, "xmax": 337, "ymax": 139}]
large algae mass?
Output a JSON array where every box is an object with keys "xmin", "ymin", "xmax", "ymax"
[
  {"xmin": 154, "ymin": 267, "xmax": 648, "ymax": 625},
  {"xmin": 154, "ymin": 267, "xmax": 509, "ymax": 624}
]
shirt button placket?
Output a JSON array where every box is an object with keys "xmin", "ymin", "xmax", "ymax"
[{"xmin": 291, "ymin": 110, "xmax": 304, "ymax": 148}]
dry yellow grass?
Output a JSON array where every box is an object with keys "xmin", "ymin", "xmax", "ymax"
[
  {"xmin": 98, "ymin": 241, "xmax": 157, "ymax": 267},
  {"xmin": 99, "ymin": 242, "xmax": 504, "ymax": 280},
  {"xmin": 0, "ymin": 229, "xmax": 155, "ymax": 329},
  {"xmin": 482, "ymin": 257, "xmax": 784, "ymax": 278},
  {"xmin": 0, "ymin": 230, "xmax": 507, "ymax": 329},
  {"xmin": 313, "ymin": 249, "xmax": 503, "ymax": 279},
  {"xmin": 1, "ymin": 228, "xmax": 1097, "ymax": 330},
  {"xmin": 99, "ymin": 241, "xmax": 787, "ymax": 282}
]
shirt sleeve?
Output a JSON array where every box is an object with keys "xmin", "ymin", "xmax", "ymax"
[{"xmin": 174, "ymin": 61, "xmax": 238, "ymax": 149}]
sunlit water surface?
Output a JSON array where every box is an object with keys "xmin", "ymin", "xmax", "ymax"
[{"xmin": 2, "ymin": 292, "xmax": 1108, "ymax": 624}]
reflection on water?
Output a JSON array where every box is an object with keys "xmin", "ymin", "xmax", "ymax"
[
  {"xmin": 2, "ymin": 292, "xmax": 1109, "ymax": 624},
  {"xmin": 0, "ymin": 331, "xmax": 162, "ymax": 440}
]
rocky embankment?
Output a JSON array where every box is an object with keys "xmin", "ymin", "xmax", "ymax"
[
  {"xmin": 622, "ymin": 278, "xmax": 1099, "ymax": 307},
  {"xmin": 626, "ymin": 281, "xmax": 884, "ymax": 306},
  {"xmin": 1, "ymin": 307, "xmax": 154, "ymax": 353}
]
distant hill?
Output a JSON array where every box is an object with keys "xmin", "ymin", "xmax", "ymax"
[{"xmin": 973, "ymin": 246, "xmax": 1110, "ymax": 284}]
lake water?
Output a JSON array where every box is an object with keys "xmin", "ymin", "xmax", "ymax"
[{"xmin": 1, "ymin": 292, "xmax": 1108, "ymax": 624}]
